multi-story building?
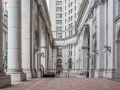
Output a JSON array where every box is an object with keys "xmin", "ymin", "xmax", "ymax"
[{"xmin": 49, "ymin": 0, "xmax": 81, "ymax": 72}]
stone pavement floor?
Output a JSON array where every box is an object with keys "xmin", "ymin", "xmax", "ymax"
[{"xmin": 1, "ymin": 74, "xmax": 120, "ymax": 90}]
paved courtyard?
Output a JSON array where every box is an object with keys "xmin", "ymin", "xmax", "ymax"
[{"xmin": 1, "ymin": 75, "xmax": 120, "ymax": 90}]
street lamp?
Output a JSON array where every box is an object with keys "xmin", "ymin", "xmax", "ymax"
[
  {"xmin": 92, "ymin": 49, "xmax": 98, "ymax": 55},
  {"xmin": 103, "ymin": 45, "xmax": 111, "ymax": 53},
  {"xmin": 34, "ymin": 47, "xmax": 40, "ymax": 53},
  {"xmin": 86, "ymin": 53, "xmax": 91, "ymax": 58}
]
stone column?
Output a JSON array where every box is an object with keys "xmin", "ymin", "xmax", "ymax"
[
  {"xmin": 40, "ymin": 19, "xmax": 47, "ymax": 72},
  {"xmin": 107, "ymin": 0, "xmax": 117, "ymax": 79},
  {"xmin": 89, "ymin": 16, "xmax": 94, "ymax": 78},
  {"xmin": 0, "ymin": 0, "xmax": 11, "ymax": 88},
  {"xmin": 95, "ymin": 2, "xmax": 105, "ymax": 78},
  {"xmin": 7, "ymin": 0, "xmax": 26, "ymax": 81},
  {"xmin": 21, "ymin": 0, "xmax": 32, "ymax": 79}
]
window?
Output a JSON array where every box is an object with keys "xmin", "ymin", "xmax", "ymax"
[
  {"xmin": 60, "ymin": 1, "xmax": 62, "ymax": 5},
  {"xmin": 57, "ymin": 33, "xmax": 59, "ymax": 38},
  {"xmin": 69, "ymin": 10, "xmax": 70, "ymax": 14},
  {"xmin": 75, "ymin": 21, "xmax": 76, "ymax": 26},
  {"xmin": 71, "ymin": 51, "xmax": 72, "ymax": 55},
  {"xmin": 60, "ymin": 7, "xmax": 62, "ymax": 12},
  {"xmin": 69, "ymin": 51, "xmax": 70, "ymax": 56},
  {"xmin": 75, "ymin": 6, "xmax": 76, "ymax": 11},
  {"xmin": 57, "ymin": 27, "xmax": 59, "ymax": 31},
  {"xmin": 57, "ymin": 1, "xmax": 59, "ymax": 5},
  {"xmin": 65, "ymin": 0, "xmax": 66, "ymax": 4},
  {"xmin": 74, "ymin": 0, "xmax": 76, "ymax": 4},
  {"xmin": 60, "ymin": 20, "xmax": 62, "ymax": 24},
  {"xmin": 57, "ymin": 20, "xmax": 59, "ymax": 24},
  {"xmin": 57, "ymin": 7, "xmax": 59, "ymax": 12},
  {"xmin": 60, "ymin": 33, "xmax": 62, "ymax": 38},
  {"xmin": 71, "ymin": 23, "xmax": 73, "ymax": 27},
  {"xmin": 65, "ymin": 32, "xmax": 66, "ymax": 37},
  {"xmin": 65, "ymin": 19, "xmax": 66, "ymax": 23},
  {"xmin": 69, "ymin": 17, "xmax": 70, "ymax": 21},
  {"xmin": 69, "ymin": 24, "xmax": 70, "ymax": 28},
  {"xmin": 71, "ymin": 2, "xmax": 72, "ymax": 6},
  {"xmin": 57, "ymin": 52, "xmax": 59, "ymax": 56},
  {"xmin": 71, "ymin": 16, "xmax": 72, "ymax": 21},
  {"xmin": 60, "ymin": 27, "xmax": 62, "ymax": 31},
  {"xmin": 71, "ymin": 9, "xmax": 73, "ymax": 13},
  {"xmin": 69, "ymin": 31, "xmax": 70, "ymax": 36},
  {"xmin": 56, "ymin": 14, "xmax": 59, "ymax": 18},
  {"xmin": 71, "ymin": 30, "xmax": 73, "ymax": 35},
  {"xmin": 60, "ymin": 14, "xmax": 62, "ymax": 18},
  {"xmin": 65, "ymin": 26, "xmax": 66, "ymax": 30},
  {"xmin": 65, "ymin": 12, "xmax": 66, "ymax": 16},
  {"xmin": 75, "ymin": 13, "xmax": 76, "ymax": 18},
  {"xmin": 69, "ymin": 4, "xmax": 70, "ymax": 7}
]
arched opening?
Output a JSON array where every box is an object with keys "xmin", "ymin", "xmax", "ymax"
[
  {"xmin": 82, "ymin": 24, "xmax": 90, "ymax": 74},
  {"xmin": 56, "ymin": 59, "xmax": 63, "ymax": 72},
  {"xmin": 116, "ymin": 30, "xmax": 120, "ymax": 73},
  {"xmin": 68, "ymin": 58, "xmax": 72, "ymax": 71}
]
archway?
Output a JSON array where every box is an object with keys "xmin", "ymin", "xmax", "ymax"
[
  {"xmin": 68, "ymin": 58, "xmax": 72, "ymax": 71},
  {"xmin": 82, "ymin": 24, "xmax": 90, "ymax": 73},
  {"xmin": 116, "ymin": 29, "xmax": 120, "ymax": 73},
  {"xmin": 56, "ymin": 59, "xmax": 63, "ymax": 72}
]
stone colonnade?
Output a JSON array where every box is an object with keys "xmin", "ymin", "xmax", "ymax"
[
  {"xmin": 76, "ymin": 0, "xmax": 120, "ymax": 79},
  {"xmin": 0, "ymin": 0, "xmax": 53, "ymax": 88}
]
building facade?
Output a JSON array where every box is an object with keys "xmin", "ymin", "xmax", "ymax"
[{"xmin": 75, "ymin": 0, "xmax": 120, "ymax": 79}]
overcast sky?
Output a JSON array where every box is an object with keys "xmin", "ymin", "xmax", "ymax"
[{"xmin": 46, "ymin": 0, "xmax": 49, "ymax": 10}]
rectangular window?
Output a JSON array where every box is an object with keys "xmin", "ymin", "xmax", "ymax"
[
  {"xmin": 71, "ymin": 2, "xmax": 72, "ymax": 6},
  {"xmin": 60, "ymin": 33, "xmax": 62, "ymax": 38},
  {"xmin": 60, "ymin": 14, "xmax": 62, "ymax": 18},
  {"xmin": 71, "ymin": 16, "xmax": 72, "ymax": 21},
  {"xmin": 56, "ymin": 27, "xmax": 59, "ymax": 31},
  {"xmin": 65, "ymin": 32, "xmax": 66, "ymax": 37},
  {"xmin": 71, "ymin": 44, "xmax": 72, "ymax": 49},
  {"xmin": 69, "ymin": 31, "xmax": 70, "ymax": 36},
  {"xmin": 57, "ymin": 7, "xmax": 59, "ymax": 12},
  {"xmin": 60, "ymin": 27, "xmax": 62, "ymax": 31},
  {"xmin": 57, "ymin": 20, "xmax": 59, "ymax": 24},
  {"xmin": 71, "ymin": 9, "xmax": 73, "ymax": 13},
  {"xmin": 60, "ymin": 7, "xmax": 62, "ymax": 12},
  {"xmin": 74, "ymin": 0, "xmax": 76, "ymax": 4},
  {"xmin": 69, "ymin": 10, "xmax": 70, "ymax": 14},
  {"xmin": 71, "ymin": 30, "xmax": 73, "ymax": 35},
  {"xmin": 65, "ymin": 26, "xmax": 66, "ymax": 30},
  {"xmin": 69, "ymin": 24, "xmax": 70, "ymax": 28},
  {"xmin": 56, "ymin": 14, "xmax": 59, "ymax": 18},
  {"xmin": 69, "ymin": 4, "xmax": 70, "ymax": 7},
  {"xmin": 75, "ymin": 13, "xmax": 76, "ymax": 18},
  {"xmin": 65, "ymin": 12, "xmax": 66, "ymax": 16},
  {"xmin": 65, "ymin": 6, "xmax": 66, "ymax": 10},
  {"xmin": 60, "ymin": 20, "xmax": 62, "ymax": 25},
  {"xmin": 71, "ymin": 23, "xmax": 73, "ymax": 27},
  {"xmin": 69, "ymin": 51, "xmax": 70, "ymax": 56},
  {"xmin": 71, "ymin": 51, "xmax": 72, "ymax": 56},
  {"xmin": 57, "ymin": 1, "xmax": 59, "ymax": 5},
  {"xmin": 65, "ymin": 0, "xmax": 66, "ymax": 4},
  {"xmin": 60, "ymin": 1, "xmax": 62, "ymax": 5},
  {"xmin": 57, "ymin": 52, "xmax": 59, "ymax": 56},
  {"xmin": 75, "ymin": 6, "xmax": 76, "ymax": 11},
  {"xmin": 57, "ymin": 33, "xmax": 59, "ymax": 38}
]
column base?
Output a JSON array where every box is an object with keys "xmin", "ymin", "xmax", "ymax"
[
  {"xmin": 0, "ymin": 75, "xmax": 11, "ymax": 88},
  {"xmin": 36, "ymin": 70, "xmax": 41, "ymax": 78},
  {"xmin": 25, "ymin": 72, "xmax": 32, "ymax": 79},
  {"xmin": 89, "ymin": 69, "xmax": 95, "ymax": 78},
  {"xmin": 95, "ymin": 69, "xmax": 104, "ymax": 78},
  {"xmin": 106, "ymin": 69, "xmax": 118, "ymax": 79},
  {"xmin": 7, "ymin": 73, "xmax": 26, "ymax": 82}
]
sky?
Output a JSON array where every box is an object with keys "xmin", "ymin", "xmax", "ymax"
[{"xmin": 46, "ymin": 0, "xmax": 49, "ymax": 10}]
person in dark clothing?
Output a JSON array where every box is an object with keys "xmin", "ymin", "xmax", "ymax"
[{"xmin": 58, "ymin": 70, "xmax": 60, "ymax": 75}]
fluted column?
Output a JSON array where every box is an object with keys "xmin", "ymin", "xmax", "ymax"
[
  {"xmin": 95, "ymin": 2, "xmax": 105, "ymax": 78},
  {"xmin": 7, "ymin": 0, "xmax": 26, "ymax": 81},
  {"xmin": 21, "ymin": 0, "xmax": 32, "ymax": 79},
  {"xmin": 0, "ymin": 0, "xmax": 11, "ymax": 88},
  {"xmin": 40, "ymin": 18, "xmax": 47, "ymax": 72}
]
